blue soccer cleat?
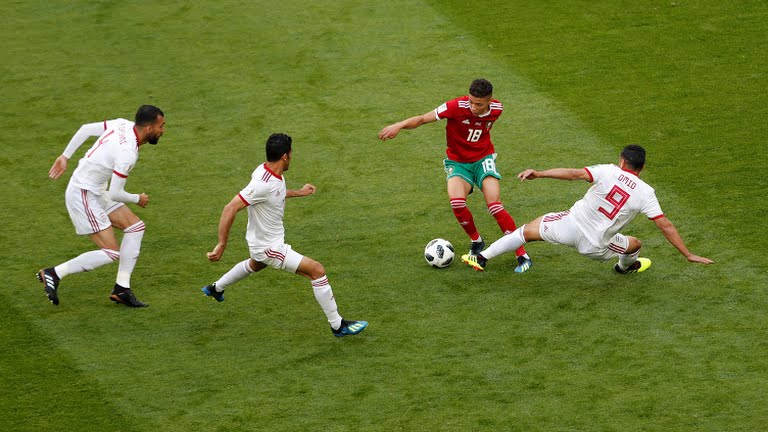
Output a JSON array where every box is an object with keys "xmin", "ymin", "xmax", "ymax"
[
  {"xmin": 202, "ymin": 284, "xmax": 224, "ymax": 302},
  {"xmin": 514, "ymin": 255, "xmax": 533, "ymax": 273},
  {"xmin": 332, "ymin": 319, "xmax": 368, "ymax": 338}
]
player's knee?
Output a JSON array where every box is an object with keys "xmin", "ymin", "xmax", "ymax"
[
  {"xmin": 310, "ymin": 261, "xmax": 326, "ymax": 280},
  {"xmin": 627, "ymin": 237, "xmax": 642, "ymax": 253},
  {"xmin": 102, "ymin": 249, "xmax": 120, "ymax": 261}
]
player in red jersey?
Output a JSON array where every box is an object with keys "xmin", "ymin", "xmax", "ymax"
[{"xmin": 379, "ymin": 79, "xmax": 532, "ymax": 272}]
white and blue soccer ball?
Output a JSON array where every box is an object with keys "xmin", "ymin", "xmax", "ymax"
[{"xmin": 424, "ymin": 238, "xmax": 454, "ymax": 268}]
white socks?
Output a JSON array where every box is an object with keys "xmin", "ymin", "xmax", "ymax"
[
  {"xmin": 51, "ymin": 221, "xmax": 145, "ymax": 286},
  {"xmin": 312, "ymin": 276, "xmax": 343, "ymax": 330},
  {"xmin": 482, "ymin": 226, "xmax": 527, "ymax": 260},
  {"xmin": 618, "ymin": 250, "xmax": 640, "ymax": 270},
  {"xmin": 215, "ymin": 259, "xmax": 255, "ymax": 289},
  {"xmin": 116, "ymin": 221, "xmax": 145, "ymax": 288},
  {"xmin": 210, "ymin": 263, "xmax": 344, "ymax": 330},
  {"xmin": 55, "ymin": 249, "xmax": 119, "ymax": 278}
]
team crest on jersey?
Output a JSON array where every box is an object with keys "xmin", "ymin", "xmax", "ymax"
[{"xmin": 486, "ymin": 121, "xmax": 493, "ymax": 129}]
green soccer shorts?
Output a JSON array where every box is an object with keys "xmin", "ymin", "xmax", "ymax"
[{"xmin": 443, "ymin": 153, "xmax": 501, "ymax": 189}]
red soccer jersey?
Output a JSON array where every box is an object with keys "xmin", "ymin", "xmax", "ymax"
[{"xmin": 434, "ymin": 96, "xmax": 503, "ymax": 163}]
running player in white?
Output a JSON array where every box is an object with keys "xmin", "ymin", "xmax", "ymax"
[
  {"xmin": 201, "ymin": 133, "xmax": 368, "ymax": 338},
  {"xmin": 462, "ymin": 145, "xmax": 713, "ymax": 272},
  {"xmin": 37, "ymin": 105, "xmax": 165, "ymax": 307}
]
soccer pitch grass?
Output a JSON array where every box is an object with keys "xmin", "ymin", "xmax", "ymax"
[{"xmin": 2, "ymin": 1, "xmax": 767, "ymax": 430}]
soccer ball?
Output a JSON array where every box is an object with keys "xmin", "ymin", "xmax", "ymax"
[{"xmin": 424, "ymin": 238, "xmax": 455, "ymax": 268}]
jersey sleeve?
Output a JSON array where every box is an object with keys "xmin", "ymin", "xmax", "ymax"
[
  {"xmin": 112, "ymin": 149, "xmax": 138, "ymax": 178},
  {"xmin": 238, "ymin": 180, "xmax": 269, "ymax": 206},
  {"xmin": 641, "ymin": 190, "xmax": 664, "ymax": 220},
  {"xmin": 435, "ymin": 98, "xmax": 459, "ymax": 121},
  {"xmin": 107, "ymin": 173, "xmax": 140, "ymax": 203},
  {"xmin": 584, "ymin": 164, "xmax": 610, "ymax": 183},
  {"xmin": 62, "ymin": 121, "xmax": 108, "ymax": 158}
]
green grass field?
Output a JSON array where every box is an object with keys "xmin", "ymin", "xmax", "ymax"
[{"xmin": 2, "ymin": 1, "xmax": 767, "ymax": 430}]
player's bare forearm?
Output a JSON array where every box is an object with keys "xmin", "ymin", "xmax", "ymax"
[
  {"xmin": 216, "ymin": 204, "xmax": 239, "ymax": 245},
  {"xmin": 654, "ymin": 217, "xmax": 714, "ymax": 264},
  {"xmin": 207, "ymin": 199, "xmax": 243, "ymax": 261},
  {"xmin": 518, "ymin": 168, "xmax": 589, "ymax": 182},
  {"xmin": 379, "ymin": 111, "xmax": 435, "ymax": 141},
  {"xmin": 287, "ymin": 183, "xmax": 316, "ymax": 198}
]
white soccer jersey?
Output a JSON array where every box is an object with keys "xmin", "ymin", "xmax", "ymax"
[
  {"xmin": 569, "ymin": 164, "xmax": 664, "ymax": 247},
  {"xmin": 69, "ymin": 118, "xmax": 139, "ymax": 195},
  {"xmin": 238, "ymin": 163, "xmax": 287, "ymax": 251}
]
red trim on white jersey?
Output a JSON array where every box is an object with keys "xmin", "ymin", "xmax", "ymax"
[
  {"xmin": 113, "ymin": 170, "xmax": 128, "ymax": 178},
  {"xmin": 620, "ymin": 167, "xmax": 640, "ymax": 176},
  {"xmin": 262, "ymin": 163, "xmax": 283, "ymax": 180},
  {"xmin": 132, "ymin": 126, "xmax": 140, "ymax": 149},
  {"xmin": 237, "ymin": 193, "xmax": 249, "ymax": 206},
  {"xmin": 649, "ymin": 214, "xmax": 665, "ymax": 220},
  {"xmin": 584, "ymin": 167, "xmax": 594, "ymax": 183}
]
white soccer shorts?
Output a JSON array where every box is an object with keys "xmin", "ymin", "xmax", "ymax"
[
  {"xmin": 539, "ymin": 211, "xmax": 630, "ymax": 262},
  {"xmin": 65, "ymin": 184, "xmax": 124, "ymax": 235},
  {"xmin": 250, "ymin": 242, "xmax": 304, "ymax": 274}
]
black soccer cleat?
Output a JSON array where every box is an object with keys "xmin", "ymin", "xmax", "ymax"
[
  {"xmin": 109, "ymin": 285, "xmax": 148, "ymax": 308},
  {"xmin": 37, "ymin": 268, "xmax": 60, "ymax": 306},
  {"xmin": 469, "ymin": 239, "xmax": 485, "ymax": 256},
  {"xmin": 201, "ymin": 284, "xmax": 224, "ymax": 302}
]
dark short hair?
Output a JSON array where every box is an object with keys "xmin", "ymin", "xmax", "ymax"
[
  {"xmin": 266, "ymin": 133, "xmax": 292, "ymax": 162},
  {"xmin": 135, "ymin": 105, "xmax": 164, "ymax": 126},
  {"xmin": 621, "ymin": 144, "xmax": 646, "ymax": 170},
  {"xmin": 469, "ymin": 79, "xmax": 493, "ymax": 98}
]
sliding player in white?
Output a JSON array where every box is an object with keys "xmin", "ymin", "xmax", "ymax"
[
  {"xmin": 462, "ymin": 145, "xmax": 713, "ymax": 272},
  {"xmin": 37, "ymin": 105, "xmax": 165, "ymax": 307},
  {"xmin": 202, "ymin": 133, "xmax": 368, "ymax": 338}
]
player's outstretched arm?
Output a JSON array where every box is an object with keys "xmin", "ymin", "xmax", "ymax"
[
  {"xmin": 653, "ymin": 216, "xmax": 714, "ymax": 264},
  {"xmin": 207, "ymin": 196, "xmax": 247, "ymax": 262},
  {"xmin": 287, "ymin": 183, "xmax": 316, "ymax": 198},
  {"xmin": 378, "ymin": 111, "xmax": 437, "ymax": 141},
  {"xmin": 518, "ymin": 168, "xmax": 590, "ymax": 182},
  {"xmin": 50, "ymin": 122, "xmax": 108, "ymax": 179}
]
